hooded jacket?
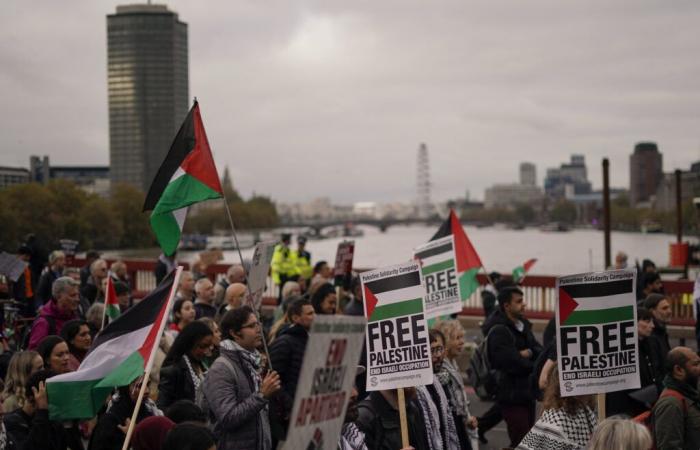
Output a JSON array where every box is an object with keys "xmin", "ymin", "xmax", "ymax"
[{"xmin": 28, "ymin": 299, "xmax": 78, "ymax": 350}]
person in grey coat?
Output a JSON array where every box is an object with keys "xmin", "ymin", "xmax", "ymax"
[{"xmin": 202, "ymin": 305, "xmax": 281, "ymax": 450}]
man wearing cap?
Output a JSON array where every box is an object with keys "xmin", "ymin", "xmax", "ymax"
[
  {"xmin": 293, "ymin": 236, "xmax": 312, "ymax": 283},
  {"xmin": 271, "ymin": 233, "xmax": 298, "ymax": 301}
]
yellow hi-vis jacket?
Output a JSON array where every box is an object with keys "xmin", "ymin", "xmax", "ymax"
[
  {"xmin": 271, "ymin": 244, "xmax": 298, "ymax": 285},
  {"xmin": 293, "ymin": 250, "xmax": 313, "ymax": 280}
]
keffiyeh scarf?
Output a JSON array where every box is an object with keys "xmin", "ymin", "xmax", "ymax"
[
  {"xmin": 338, "ymin": 422, "xmax": 367, "ymax": 450},
  {"xmin": 416, "ymin": 379, "xmax": 460, "ymax": 450}
]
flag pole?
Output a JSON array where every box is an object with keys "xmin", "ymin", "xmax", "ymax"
[
  {"xmin": 121, "ymin": 266, "xmax": 183, "ymax": 450},
  {"xmin": 221, "ymin": 198, "xmax": 273, "ymax": 370},
  {"xmin": 101, "ymin": 275, "xmax": 113, "ymax": 331}
]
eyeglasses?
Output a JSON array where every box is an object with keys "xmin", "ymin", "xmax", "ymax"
[
  {"xmin": 241, "ymin": 321, "xmax": 261, "ymax": 329},
  {"xmin": 431, "ymin": 346, "xmax": 445, "ymax": 355}
]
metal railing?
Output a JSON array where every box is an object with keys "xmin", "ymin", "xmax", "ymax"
[{"xmin": 70, "ymin": 258, "xmax": 697, "ymax": 325}]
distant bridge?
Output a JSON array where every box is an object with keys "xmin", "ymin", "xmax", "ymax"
[{"xmin": 279, "ymin": 217, "xmax": 441, "ymax": 233}]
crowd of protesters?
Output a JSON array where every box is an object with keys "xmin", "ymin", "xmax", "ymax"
[{"xmin": 0, "ymin": 236, "xmax": 696, "ymax": 450}]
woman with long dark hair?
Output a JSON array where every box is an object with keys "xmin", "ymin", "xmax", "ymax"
[
  {"xmin": 157, "ymin": 321, "xmax": 213, "ymax": 409},
  {"xmin": 60, "ymin": 319, "xmax": 92, "ymax": 371}
]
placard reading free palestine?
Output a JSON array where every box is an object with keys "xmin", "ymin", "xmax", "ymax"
[
  {"xmin": 414, "ymin": 235, "xmax": 462, "ymax": 318},
  {"xmin": 361, "ymin": 261, "xmax": 433, "ymax": 391},
  {"xmin": 556, "ymin": 269, "xmax": 640, "ymax": 397}
]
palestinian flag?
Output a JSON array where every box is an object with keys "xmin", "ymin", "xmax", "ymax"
[
  {"xmin": 363, "ymin": 264, "xmax": 424, "ymax": 322},
  {"xmin": 558, "ymin": 277, "xmax": 635, "ymax": 326},
  {"xmin": 46, "ymin": 268, "xmax": 181, "ymax": 420},
  {"xmin": 104, "ymin": 276, "xmax": 120, "ymax": 323},
  {"xmin": 431, "ymin": 208, "xmax": 483, "ymax": 300},
  {"xmin": 512, "ymin": 258, "xmax": 537, "ymax": 283},
  {"xmin": 143, "ymin": 101, "xmax": 223, "ymax": 256}
]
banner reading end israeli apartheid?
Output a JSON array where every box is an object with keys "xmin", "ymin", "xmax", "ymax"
[
  {"xmin": 414, "ymin": 235, "xmax": 462, "ymax": 318},
  {"xmin": 282, "ymin": 315, "xmax": 366, "ymax": 450},
  {"xmin": 556, "ymin": 269, "xmax": 640, "ymax": 397},
  {"xmin": 362, "ymin": 261, "xmax": 433, "ymax": 391}
]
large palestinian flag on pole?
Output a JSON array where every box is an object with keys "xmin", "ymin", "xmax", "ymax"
[
  {"xmin": 46, "ymin": 268, "xmax": 181, "ymax": 420},
  {"xmin": 430, "ymin": 208, "xmax": 483, "ymax": 300},
  {"xmin": 143, "ymin": 101, "xmax": 223, "ymax": 256}
]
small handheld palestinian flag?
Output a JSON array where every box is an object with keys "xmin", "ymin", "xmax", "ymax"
[
  {"xmin": 143, "ymin": 101, "xmax": 223, "ymax": 256},
  {"xmin": 512, "ymin": 258, "xmax": 537, "ymax": 283},
  {"xmin": 103, "ymin": 276, "xmax": 121, "ymax": 326},
  {"xmin": 430, "ymin": 208, "xmax": 483, "ymax": 300},
  {"xmin": 46, "ymin": 268, "xmax": 181, "ymax": 420}
]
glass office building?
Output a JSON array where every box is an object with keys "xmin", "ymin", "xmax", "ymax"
[{"xmin": 107, "ymin": 4, "xmax": 188, "ymax": 192}]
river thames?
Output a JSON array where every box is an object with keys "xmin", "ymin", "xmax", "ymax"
[{"xmin": 172, "ymin": 225, "xmax": 684, "ymax": 277}]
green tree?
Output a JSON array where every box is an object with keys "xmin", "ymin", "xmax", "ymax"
[
  {"xmin": 514, "ymin": 203, "xmax": 536, "ymax": 223},
  {"xmin": 110, "ymin": 183, "xmax": 154, "ymax": 248},
  {"xmin": 549, "ymin": 200, "xmax": 578, "ymax": 224}
]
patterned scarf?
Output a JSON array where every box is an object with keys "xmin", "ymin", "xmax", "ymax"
[
  {"xmin": 416, "ymin": 379, "xmax": 460, "ymax": 450},
  {"xmin": 436, "ymin": 358, "xmax": 469, "ymax": 417},
  {"xmin": 220, "ymin": 339, "xmax": 262, "ymax": 390},
  {"xmin": 183, "ymin": 355, "xmax": 205, "ymax": 392},
  {"xmin": 338, "ymin": 423, "xmax": 367, "ymax": 450}
]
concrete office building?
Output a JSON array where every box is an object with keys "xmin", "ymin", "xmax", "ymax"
[
  {"xmin": 520, "ymin": 162, "xmax": 536, "ymax": 186},
  {"xmin": 107, "ymin": 4, "xmax": 188, "ymax": 192},
  {"xmin": 629, "ymin": 142, "xmax": 663, "ymax": 207}
]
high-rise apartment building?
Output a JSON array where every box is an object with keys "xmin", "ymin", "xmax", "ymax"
[
  {"xmin": 107, "ymin": 4, "xmax": 188, "ymax": 192},
  {"xmin": 629, "ymin": 142, "xmax": 663, "ymax": 206},
  {"xmin": 519, "ymin": 162, "xmax": 536, "ymax": 186}
]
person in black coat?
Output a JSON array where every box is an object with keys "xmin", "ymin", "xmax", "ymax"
[
  {"xmin": 267, "ymin": 297, "xmax": 315, "ymax": 444},
  {"xmin": 644, "ymin": 293, "xmax": 672, "ymax": 375},
  {"xmin": 356, "ymin": 388, "xmax": 430, "ymax": 450},
  {"xmin": 485, "ymin": 286, "xmax": 543, "ymax": 448},
  {"xmin": 88, "ymin": 376, "xmax": 161, "ymax": 450},
  {"xmin": 157, "ymin": 321, "xmax": 213, "ymax": 409},
  {"xmin": 606, "ymin": 307, "xmax": 664, "ymax": 417}
]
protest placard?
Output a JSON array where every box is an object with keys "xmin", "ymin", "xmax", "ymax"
[
  {"xmin": 361, "ymin": 261, "xmax": 433, "ymax": 391},
  {"xmin": 413, "ymin": 235, "xmax": 462, "ymax": 318},
  {"xmin": 333, "ymin": 241, "xmax": 354, "ymax": 289},
  {"xmin": 59, "ymin": 239, "xmax": 79, "ymax": 265},
  {"xmin": 246, "ymin": 241, "xmax": 275, "ymax": 310},
  {"xmin": 556, "ymin": 269, "xmax": 640, "ymax": 397},
  {"xmin": 282, "ymin": 315, "xmax": 366, "ymax": 450},
  {"xmin": 0, "ymin": 252, "xmax": 28, "ymax": 282}
]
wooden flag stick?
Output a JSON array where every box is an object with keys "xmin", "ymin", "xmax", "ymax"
[
  {"xmin": 597, "ymin": 392, "xmax": 606, "ymax": 421},
  {"xmin": 397, "ymin": 388, "xmax": 410, "ymax": 449},
  {"xmin": 121, "ymin": 266, "xmax": 183, "ymax": 450},
  {"xmin": 222, "ymin": 198, "xmax": 273, "ymax": 370}
]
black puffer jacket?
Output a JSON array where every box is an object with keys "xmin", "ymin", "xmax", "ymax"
[
  {"xmin": 89, "ymin": 389, "xmax": 160, "ymax": 450},
  {"xmin": 267, "ymin": 324, "xmax": 308, "ymax": 439},
  {"xmin": 485, "ymin": 309, "xmax": 542, "ymax": 405}
]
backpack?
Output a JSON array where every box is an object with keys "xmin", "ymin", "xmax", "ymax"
[
  {"xmin": 196, "ymin": 355, "xmax": 239, "ymax": 429},
  {"xmin": 20, "ymin": 315, "xmax": 56, "ymax": 350},
  {"xmin": 633, "ymin": 388, "xmax": 687, "ymax": 450},
  {"xmin": 468, "ymin": 324, "xmax": 511, "ymax": 400}
]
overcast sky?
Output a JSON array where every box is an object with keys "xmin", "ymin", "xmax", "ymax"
[{"xmin": 2, "ymin": 1, "xmax": 699, "ymax": 203}]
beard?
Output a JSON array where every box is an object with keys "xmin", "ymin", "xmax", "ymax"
[{"xmin": 344, "ymin": 400, "xmax": 359, "ymax": 423}]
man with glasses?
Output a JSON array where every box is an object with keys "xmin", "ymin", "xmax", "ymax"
[
  {"xmin": 81, "ymin": 258, "xmax": 109, "ymax": 304},
  {"xmin": 202, "ymin": 305, "xmax": 280, "ymax": 450}
]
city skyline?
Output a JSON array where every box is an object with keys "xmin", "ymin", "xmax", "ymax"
[{"xmin": 2, "ymin": 1, "xmax": 699, "ymax": 203}]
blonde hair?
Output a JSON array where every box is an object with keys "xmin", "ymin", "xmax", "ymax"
[
  {"xmin": 434, "ymin": 319, "xmax": 464, "ymax": 342},
  {"xmin": 3, "ymin": 351, "xmax": 41, "ymax": 408},
  {"xmin": 587, "ymin": 417, "xmax": 651, "ymax": 450}
]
